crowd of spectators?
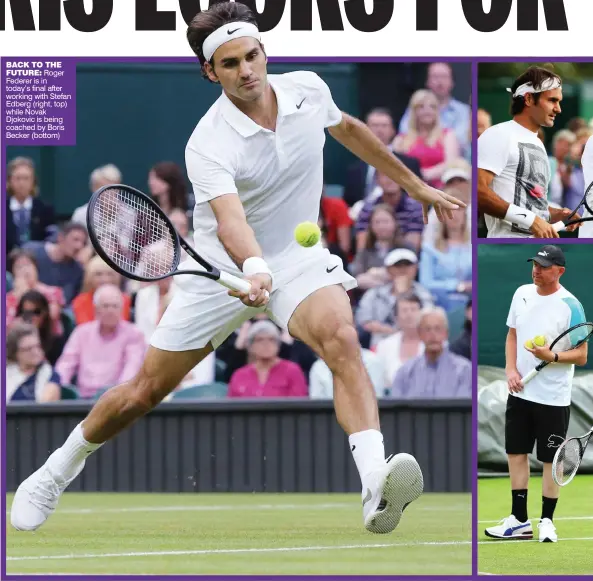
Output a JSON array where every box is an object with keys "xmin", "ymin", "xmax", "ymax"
[{"xmin": 6, "ymin": 62, "xmax": 472, "ymax": 404}]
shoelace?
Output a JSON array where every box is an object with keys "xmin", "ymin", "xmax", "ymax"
[{"xmin": 29, "ymin": 469, "xmax": 62, "ymax": 511}]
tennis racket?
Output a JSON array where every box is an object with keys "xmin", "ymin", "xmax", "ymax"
[
  {"xmin": 86, "ymin": 184, "xmax": 254, "ymax": 294},
  {"xmin": 520, "ymin": 322, "xmax": 593, "ymax": 386},
  {"xmin": 552, "ymin": 427, "xmax": 593, "ymax": 486},
  {"xmin": 552, "ymin": 181, "xmax": 593, "ymax": 232}
]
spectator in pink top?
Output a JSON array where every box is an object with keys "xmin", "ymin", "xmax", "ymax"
[
  {"xmin": 393, "ymin": 89, "xmax": 459, "ymax": 190},
  {"xmin": 55, "ymin": 284, "xmax": 146, "ymax": 399},
  {"xmin": 228, "ymin": 320, "xmax": 308, "ymax": 398}
]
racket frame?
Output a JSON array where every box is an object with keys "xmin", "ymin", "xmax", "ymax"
[
  {"xmin": 86, "ymin": 184, "xmax": 252, "ymax": 293},
  {"xmin": 552, "ymin": 180, "xmax": 593, "ymax": 232},
  {"xmin": 552, "ymin": 429, "xmax": 593, "ymax": 487}
]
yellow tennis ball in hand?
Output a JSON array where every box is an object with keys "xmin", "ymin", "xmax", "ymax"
[
  {"xmin": 533, "ymin": 335, "xmax": 546, "ymax": 347},
  {"xmin": 294, "ymin": 221, "xmax": 321, "ymax": 247},
  {"xmin": 524, "ymin": 339, "xmax": 535, "ymax": 349}
]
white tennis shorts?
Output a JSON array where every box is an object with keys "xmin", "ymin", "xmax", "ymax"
[{"xmin": 150, "ymin": 247, "xmax": 357, "ymax": 351}]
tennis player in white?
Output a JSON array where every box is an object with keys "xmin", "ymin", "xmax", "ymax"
[
  {"xmin": 478, "ymin": 67, "xmax": 576, "ymax": 239},
  {"xmin": 485, "ymin": 245, "xmax": 588, "ymax": 543},
  {"xmin": 579, "ymin": 134, "xmax": 593, "ymax": 238},
  {"xmin": 10, "ymin": 2, "xmax": 465, "ymax": 535}
]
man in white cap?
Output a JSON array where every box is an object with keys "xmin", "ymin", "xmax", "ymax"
[
  {"xmin": 355, "ymin": 248, "xmax": 433, "ymax": 348},
  {"xmin": 11, "ymin": 2, "xmax": 465, "ymax": 536},
  {"xmin": 477, "ymin": 66, "xmax": 576, "ymax": 239}
]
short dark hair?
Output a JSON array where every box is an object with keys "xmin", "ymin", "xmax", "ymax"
[
  {"xmin": 395, "ymin": 292, "xmax": 423, "ymax": 314},
  {"xmin": 186, "ymin": 1, "xmax": 259, "ymax": 81},
  {"xmin": 366, "ymin": 107, "xmax": 393, "ymax": 122},
  {"xmin": 510, "ymin": 66, "xmax": 562, "ymax": 116},
  {"xmin": 8, "ymin": 248, "xmax": 38, "ymax": 275},
  {"xmin": 60, "ymin": 221, "xmax": 88, "ymax": 239}
]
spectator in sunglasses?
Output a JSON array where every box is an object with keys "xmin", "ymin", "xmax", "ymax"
[
  {"xmin": 6, "ymin": 323, "xmax": 61, "ymax": 403},
  {"xmin": 14, "ymin": 290, "xmax": 67, "ymax": 365}
]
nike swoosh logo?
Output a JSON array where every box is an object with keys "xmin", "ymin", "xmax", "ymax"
[
  {"xmin": 517, "ymin": 213, "xmax": 527, "ymax": 218},
  {"xmin": 326, "ymin": 265, "xmax": 338, "ymax": 273},
  {"xmin": 351, "ymin": 445, "xmax": 356, "ymax": 452},
  {"xmin": 362, "ymin": 489, "xmax": 372, "ymax": 506},
  {"xmin": 227, "ymin": 28, "xmax": 242, "ymax": 35},
  {"xmin": 296, "ymin": 98, "xmax": 306, "ymax": 109}
]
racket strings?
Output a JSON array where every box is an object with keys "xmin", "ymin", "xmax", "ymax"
[
  {"xmin": 90, "ymin": 188, "xmax": 177, "ymax": 277},
  {"xmin": 554, "ymin": 439, "xmax": 581, "ymax": 485}
]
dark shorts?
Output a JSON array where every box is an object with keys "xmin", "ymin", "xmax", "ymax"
[{"xmin": 505, "ymin": 395, "xmax": 570, "ymax": 463}]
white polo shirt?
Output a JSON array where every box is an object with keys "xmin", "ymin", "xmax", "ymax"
[
  {"xmin": 506, "ymin": 283, "xmax": 587, "ymax": 406},
  {"xmin": 580, "ymin": 135, "xmax": 593, "ymax": 239},
  {"xmin": 185, "ymin": 71, "xmax": 343, "ymax": 274}
]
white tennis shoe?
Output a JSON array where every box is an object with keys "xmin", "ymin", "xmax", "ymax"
[
  {"xmin": 362, "ymin": 453, "xmax": 424, "ymax": 534},
  {"xmin": 538, "ymin": 518, "xmax": 558, "ymax": 542},
  {"xmin": 484, "ymin": 515, "xmax": 533, "ymax": 539},
  {"xmin": 10, "ymin": 458, "xmax": 85, "ymax": 531}
]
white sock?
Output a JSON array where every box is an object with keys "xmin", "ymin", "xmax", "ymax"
[
  {"xmin": 349, "ymin": 429, "xmax": 386, "ymax": 481},
  {"xmin": 47, "ymin": 422, "xmax": 104, "ymax": 482}
]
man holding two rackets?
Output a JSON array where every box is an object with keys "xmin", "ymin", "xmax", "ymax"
[
  {"xmin": 485, "ymin": 245, "xmax": 589, "ymax": 543},
  {"xmin": 11, "ymin": 2, "xmax": 465, "ymax": 535}
]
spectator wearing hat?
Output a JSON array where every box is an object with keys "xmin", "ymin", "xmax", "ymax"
[
  {"xmin": 228, "ymin": 320, "xmax": 308, "ymax": 398},
  {"xmin": 355, "ymin": 248, "xmax": 434, "ymax": 348},
  {"xmin": 391, "ymin": 306, "xmax": 471, "ymax": 399},
  {"xmin": 354, "ymin": 172, "xmax": 424, "ymax": 254}
]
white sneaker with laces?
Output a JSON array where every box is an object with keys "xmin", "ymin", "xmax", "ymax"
[
  {"xmin": 538, "ymin": 517, "xmax": 558, "ymax": 542},
  {"xmin": 10, "ymin": 459, "xmax": 85, "ymax": 531},
  {"xmin": 362, "ymin": 453, "xmax": 423, "ymax": 534},
  {"xmin": 484, "ymin": 515, "xmax": 533, "ymax": 539}
]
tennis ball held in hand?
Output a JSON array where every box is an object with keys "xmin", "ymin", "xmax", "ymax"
[
  {"xmin": 533, "ymin": 335, "xmax": 546, "ymax": 347},
  {"xmin": 524, "ymin": 339, "xmax": 534, "ymax": 349},
  {"xmin": 294, "ymin": 221, "xmax": 321, "ymax": 247}
]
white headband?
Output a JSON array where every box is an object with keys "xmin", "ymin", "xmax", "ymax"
[
  {"xmin": 202, "ymin": 22, "xmax": 261, "ymax": 62},
  {"xmin": 506, "ymin": 77, "xmax": 562, "ymax": 98}
]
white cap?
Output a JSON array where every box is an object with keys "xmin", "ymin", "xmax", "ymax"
[
  {"xmin": 442, "ymin": 167, "xmax": 471, "ymax": 184},
  {"xmin": 384, "ymin": 248, "xmax": 418, "ymax": 267}
]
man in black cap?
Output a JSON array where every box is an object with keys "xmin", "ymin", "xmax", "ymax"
[{"xmin": 485, "ymin": 245, "xmax": 588, "ymax": 543}]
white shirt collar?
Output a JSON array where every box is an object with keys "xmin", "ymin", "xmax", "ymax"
[
  {"xmin": 219, "ymin": 76, "xmax": 301, "ymax": 138},
  {"xmin": 10, "ymin": 196, "xmax": 33, "ymax": 211}
]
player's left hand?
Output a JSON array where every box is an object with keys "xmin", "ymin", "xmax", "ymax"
[
  {"xmin": 409, "ymin": 184, "xmax": 467, "ymax": 224},
  {"xmin": 525, "ymin": 343, "xmax": 556, "ymax": 362},
  {"xmin": 550, "ymin": 207, "xmax": 582, "ymax": 232}
]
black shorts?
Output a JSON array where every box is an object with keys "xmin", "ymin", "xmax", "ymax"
[{"xmin": 505, "ymin": 395, "xmax": 570, "ymax": 463}]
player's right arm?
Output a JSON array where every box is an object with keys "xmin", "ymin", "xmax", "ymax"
[
  {"xmin": 186, "ymin": 137, "xmax": 270, "ymax": 307},
  {"xmin": 505, "ymin": 327, "xmax": 523, "ymax": 393},
  {"xmin": 209, "ymin": 194, "xmax": 271, "ymax": 306},
  {"xmin": 478, "ymin": 127, "xmax": 559, "ymax": 239}
]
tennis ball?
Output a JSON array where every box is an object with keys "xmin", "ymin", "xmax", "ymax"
[
  {"xmin": 533, "ymin": 335, "xmax": 546, "ymax": 347},
  {"xmin": 524, "ymin": 339, "xmax": 535, "ymax": 349},
  {"xmin": 294, "ymin": 221, "xmax": 321, "ymax": 247}
]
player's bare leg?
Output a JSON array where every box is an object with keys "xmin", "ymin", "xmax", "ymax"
[
  {"xmin": 539, "ymin": 462, "xmax": 559, "ymax": 542},
  {"xmin": 11, "ymin": 345, "xmax": 212, "ymax": 531},
  {"xmin": 508, "ymin": 453, "xmax": 529, "ymax": 490},
  {"xmin": 288, "ymin": 285, "xmax": 423, "ymax": 534}
]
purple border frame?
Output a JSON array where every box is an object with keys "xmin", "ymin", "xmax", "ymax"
[{"xmin": 2, "ymin": 54, "xmax": 592, "ymax": 581}]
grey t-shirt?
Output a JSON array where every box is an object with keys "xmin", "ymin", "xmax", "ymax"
[{"xmin": 23, "ymin": 242, "xmax": 83, "ymax": 305}]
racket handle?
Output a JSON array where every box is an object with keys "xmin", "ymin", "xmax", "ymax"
[
  {"xmin": 521, "ymin": 368, "xmax": 537, "ymax": 386},
  {"xmin": 218, "ymin": 270, "xmax": 270, "ymax": 299},
  {"xmin": 552, "ymin": 220, "xmax": 566, "ymax": 232}
]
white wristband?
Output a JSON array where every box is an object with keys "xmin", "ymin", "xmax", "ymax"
[
  {"xmin": 505, "ymin": 204, "xmax": 536, "ymax": 230},
  {"xmin": 242, "ymin": 257, "xmax": 273, "ymax": 285}
]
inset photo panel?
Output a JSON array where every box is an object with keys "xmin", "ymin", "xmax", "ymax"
[
  {"xmin": 477, "ymin": 61, "xmax": 593, "ymax": 240},
  {"xmin": 477, "ymin": 242, "xmax": 593, "ymax": 575}
]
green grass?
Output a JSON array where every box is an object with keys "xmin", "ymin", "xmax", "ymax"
[
  {"xmin": 6, "ymin": 492, "xmax": 470, "ymax": 575},
  {"xmin": 478, "ymin": 475, "xmax": 593, "ymax": 575}
]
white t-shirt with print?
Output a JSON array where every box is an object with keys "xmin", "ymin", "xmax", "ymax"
[
  {"xmin": 478, "ymin": 120, "xmax": 551, "ymax": 238},
  {"xmin": 506, "ymin": 283, "xmax": 587, "ymax": 407}
]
